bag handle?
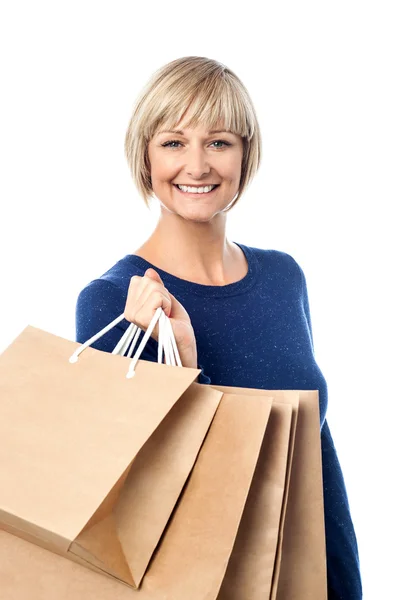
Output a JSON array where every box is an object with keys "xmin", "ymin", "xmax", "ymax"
[
  {"xmin": 112, "ymin": 310, "xmax": 181, "ymax": 370},
  {"xmin": 69, "ymin": 308, "xmax": 182, "ymax": 378}
]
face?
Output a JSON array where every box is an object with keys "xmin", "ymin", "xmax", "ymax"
[{"xmin": 147, "ymin": 121, "xmax": 244, "ymax": 222}]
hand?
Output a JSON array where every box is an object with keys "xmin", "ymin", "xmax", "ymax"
[{"xmin": 124, "ymin": 268, "xmax": 198, "ymax": 371}]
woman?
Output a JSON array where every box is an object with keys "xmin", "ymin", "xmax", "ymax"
[{"xmin": 76, "ymin": 56, "xmax": 362, "ymax": 599}]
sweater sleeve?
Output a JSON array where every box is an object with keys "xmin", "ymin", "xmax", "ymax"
[
  {"xmin": 298, "ymin": 264, "xmax": 362, "ymax": 598},
  {"xmin": 322, "ymin": 420, "xmax": 362, "ymax": 599}
]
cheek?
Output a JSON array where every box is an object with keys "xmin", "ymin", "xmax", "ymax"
[
  {"xmin": 151, "ymin": 157, "xmax": 179, "ymax": 181},
  {"xmin": 147, "ymin": 147, "xmax": 171, "ymax": 179},
  {"xmin": 220, "ymin": 154, "xmax": 242, "ymax": 181},
  {"xmin": 150, "ymin": 163, "xmax": 172, "ymax": 182}
]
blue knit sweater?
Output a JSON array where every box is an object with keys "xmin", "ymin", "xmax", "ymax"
[{"xmin": 75, "ymin": 242, "xmax": 362, "ymax": 599}]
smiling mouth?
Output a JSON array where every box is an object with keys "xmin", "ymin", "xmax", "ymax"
[{"xmin": 173, "ymin": 184, "xmax": 220, "ymax": 195}]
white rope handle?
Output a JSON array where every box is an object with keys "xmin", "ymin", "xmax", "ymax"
[
  {"xmin": 114, "ymin": 310, "xmax": 182, "ymax": 368},
  {"xmin": 165, "ymin": 315, "xmax": 182, "ymax": 367},
  {"xmin": 112, "ymin": 322, "xmax": 137, "ymax": 356},
  {"xmin": 69, "ymin": 307, "xmax": 181, "ymax": 378}
]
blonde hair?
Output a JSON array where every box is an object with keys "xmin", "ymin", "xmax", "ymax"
[{"xmin": 124, "ymin": 56, "xmax": 262, "ymax": 212}]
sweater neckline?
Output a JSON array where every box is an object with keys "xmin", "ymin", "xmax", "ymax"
[{"xmin": 124, "ymin": 242, "xmax": 259, "ymax": 298}]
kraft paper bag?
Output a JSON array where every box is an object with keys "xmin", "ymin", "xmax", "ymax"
[
  {"xmin": 0, "ymin": 392, "xmax": 274, "ymax": 600},
  {"xmin": 274, "ymin": 391, "xmax": 327, "ymax": 600},
  {"xmin": 216, "ymin": 399, "xmax": 295, "ymax": 600},
  {"xmin": 0, "ymin": 530, "xmax": 136, "ymax": 600},
  {"xmin": 112, "ymin": 382, "xmax": 222, "ymax": 587},
  {"xmin": 0, "ymin": 325, "xmax": 223, "ymax": 588},
  {"xmin": 212, "ymin": 386, "xmax": 327, "ymax": 600}
]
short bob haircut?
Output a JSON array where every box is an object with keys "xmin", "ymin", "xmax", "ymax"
[{"xmin": 124, "ymin": 56, "xmax": 262, "ymax": 212}]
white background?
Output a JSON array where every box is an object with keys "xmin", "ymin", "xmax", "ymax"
[{"xmin": 1, "ymin": 1, "xmax": 398, "ymax": 597}]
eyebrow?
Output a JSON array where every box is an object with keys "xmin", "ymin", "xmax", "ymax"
[{"xmin": 158, "ymin": 129, "xmax": 231, "ymax": 135}]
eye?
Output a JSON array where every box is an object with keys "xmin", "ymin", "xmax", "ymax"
[
  {"xmin": 161, "ymin": 140, "xmax": 182, "ymax": 148},
  {"xmin": 161, "ymin": 139, "xmax": 231, "ymax": 149},
  {"xmin": 211, "ymin": 140, "xmax": 231, "ymax": 149}
]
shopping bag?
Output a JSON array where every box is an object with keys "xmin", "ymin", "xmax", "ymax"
[
  {"xmin": 137, "ymin": 391, "xmax": 273, "ymax": 599},
  {"xmin": 0, "ymin": 529, "xmax": 136, "ymax": 600},
  {"xmin": 0, "ymin": 311, "xmax": 223, "ymax": 588},
  {"xmin": 274, "ymin": 390, "xmax": 327, "ymax": 600},
  {"xmin": 0, "ymin": 388, "xmax": 324, "ymax": 599},
  {"xmin": 216, "ymin": 397, "xmax": 296, "ymax": 600},
  {"xmin": 0, "ymin": 390, "xmax": 274, "ymax": 600},
  {"xmin": 0, "ymin": 308, "xmax": 326, "ymax": 599},
  {"xmin": 212, "ymin": 385, "xmax": 327, "ymax": 600},
  {"xmin": 112, "ymin": 382, "xmax": 222, "ymax": 587}
]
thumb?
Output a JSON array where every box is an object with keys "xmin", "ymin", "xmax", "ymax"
[
  {"xmin": 144, "ymin": 267, "xmax": 189, "ymax": 323},
  {"xmin": 144, "ymin": 268, "xmax": 164, "ymax": 283}
]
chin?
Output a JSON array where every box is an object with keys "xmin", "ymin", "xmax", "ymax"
[
  {"xmin": 183, "ymin": 213, "xmax": 215, "ymax": 223},
  {"xmin": 159, "ymin": 198, "xmax": 227, "ymax": 221},
  {"xmin": 183, "ymin": 207, "xmax": 224, "ymax": 223}
]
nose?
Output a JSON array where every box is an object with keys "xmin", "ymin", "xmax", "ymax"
[{"xmin": 184, "ymin": 144, "xmax": 211, "ymax": 178}]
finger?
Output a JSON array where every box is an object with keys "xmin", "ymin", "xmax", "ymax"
[
  {"xmin": 135, "ymin": 278, "xmax": 170, "ymax": 311},
  {"xmin": 126, "ymin": 273, "xmax": 163, "ymax": 308},
  {"xmin": 133, "ymin": 291, "xmax": 172, "ymax": 339},
  {"xmin": 135, "ymin": 284, "xmax": 172, "ymax": 318},
  {"xmin": 125, "ymin": 273, "xmax": 174, "ymax": 337},
  {"xmin": 144, "ymin": 268, "xmax": 164, "ymax": 283},
  {"xmin": 126, "ymin": 274, "xmax": 145, "ymax": 302},
  {"xmin": 125, "ymin": 278, "xmax": 172, "ymax": 324}
]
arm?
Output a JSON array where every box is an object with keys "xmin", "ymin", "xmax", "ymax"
[
  {"xmin": 298, "ymin": 261, "xmax": 315, "ymax": 355},
  {"xmin": 321, "ymin": 420, "xmax": 362, "ymax": 599},
  {"xmin": 298, "ymin": 262, "xmax": 362, "ymax": 598}
]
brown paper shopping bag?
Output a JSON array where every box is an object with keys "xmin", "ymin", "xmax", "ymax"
[
  {"xmin": 0, "ymin": 324, "xmax": 223, "ymax": 588},
  {"xmin": 0, "ymin": 387, "xmax": 325, "ymax": 600},
  {"xmin": 111, "ymin": 382, "xmax": 222, "ymax": 588},
  {"xmin": 216, "ymin": 398, "xmax": 295, "ymax": 600},
  {"xmin": 0, "ymin": 391, "xmax": 274, "ymax": 600},
  {"xmin": 274, "ymin": 390, "xmax": 327, "ymax": 600},
  {"xmin": 137, "ymin": 392, "xmax": 273, "ymax": 600},
  {"xmin": 0, "ymin": 305, "xmax": 326, "ymax": 598},
  {"xmin": 0, "ymin": 529, "xmax": 137, "ymax": 600},
  {"xmin": 212, "ymin": 386, "xmax": 327, "ymax": 600}
]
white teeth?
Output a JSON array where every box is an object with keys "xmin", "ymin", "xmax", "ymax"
[{"xmin": 176, "ymin": 184, "xmax": 217, "ymax": 194}]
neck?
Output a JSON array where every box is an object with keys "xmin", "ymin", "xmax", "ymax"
[{"xmin": 134, "ymin": 210, "xmax": 239, "ymax": 285}]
